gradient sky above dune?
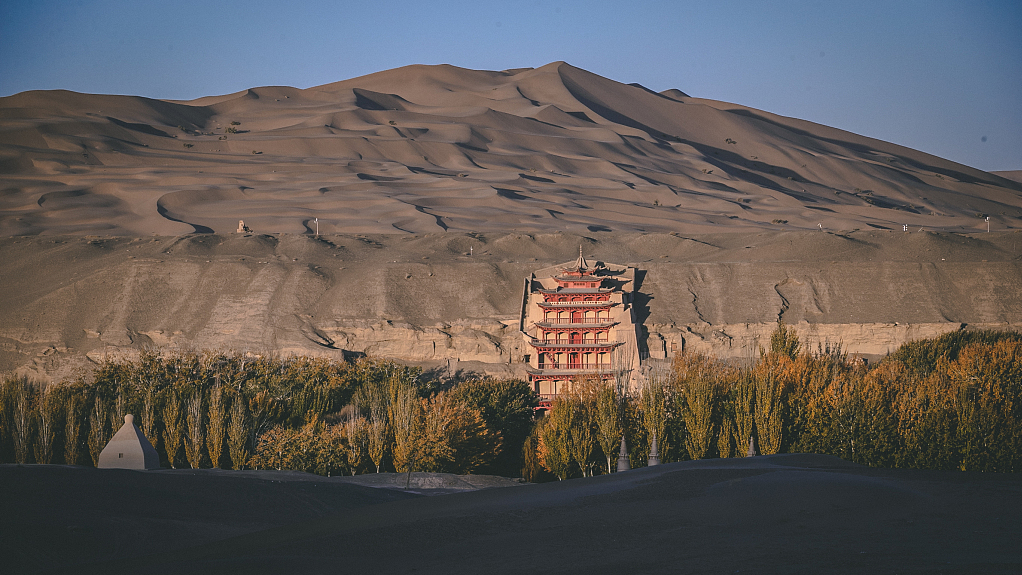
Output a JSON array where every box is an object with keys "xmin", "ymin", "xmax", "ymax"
[{"xmin": 1, "ymin": 1, "xmax": 1020, "ymax": 172}]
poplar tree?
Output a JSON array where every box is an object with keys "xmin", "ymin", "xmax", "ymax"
[
  {"xmin": 206, "ymin": 385, "xmax": 227, "ymax": 468},
  {"xmin": 227, "ymin": 390, "xmax": 250, "ymax": 470},
  {"xmin": 184, "ymin": 391, "xmax": 205, "ymax": 468},
  {"xmin": 87, "ymin": 396, "xmax": 107, "ymax": 466},
  {"xmin": 595, "ymin": 383, "xmax": 621, "ymax": 473},
  {"xmin": 162, "ymin": 389, "xmax": 184, "ymax": 468},
  {"xmin": 63, "ymin": 392, "xmax": 83, "ymax": 465},
  {"xmin": 34, "ymin": 385, "xmax": 59, "ymax": 465}
]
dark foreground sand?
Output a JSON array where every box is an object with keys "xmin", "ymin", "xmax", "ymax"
[{"xmin": 3, "ymin": 455, "xmax": 1020, "ymax": 574}]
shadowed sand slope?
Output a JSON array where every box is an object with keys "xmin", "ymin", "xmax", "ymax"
[
  {"xmin": 2, "ymin": 62, "xmax": 1020, "ymax": 236},
  {"xmin": 4, "ymin": 456, "xmax": 1020, "ymax": 574}
]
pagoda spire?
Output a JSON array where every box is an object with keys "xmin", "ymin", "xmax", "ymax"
[
  {"xmin": 616, "ymin": 435, "xmax": 631, "ymax": 472},
  {"xmin": 648, "ymin": 433, "xmax": 661, "ymax": 466},
  {"xmin": 574, "ymin": 245, "xmax": 588, "ymax": 272}
]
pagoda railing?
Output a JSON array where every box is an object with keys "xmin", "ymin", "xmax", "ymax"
[
  {"xmin": 530, "ymin": 341, "xmax": 618, "ymax": 349},
  {"xmin": 537, "ymin": 362, "xmax": 612, "ymax": 370},
  {"xmin": 535, "ymin": 318, "xmax": 616, "ymax": 325},
  {"xmin": 537, "ymin": 301, "xmax": 617, "ymax": 307}
]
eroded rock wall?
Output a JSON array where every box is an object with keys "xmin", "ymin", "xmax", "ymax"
[{"xmin": 1, "ymin": 231, "xmax": 1020, "ymax": 382}]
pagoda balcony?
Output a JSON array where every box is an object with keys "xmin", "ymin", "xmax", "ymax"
[
  {"xmin": 535, "ymin": 318, "xmax": 618, "ymax": 327},
  {"xmin": 527, "ymin": 365, "xmax": 614, "ymax": 375},
  {"xmin": 537, "ymin": 300, "xmax": 618, "ymax": 308},
  {"xmin": 529, "ymin": 341, "xmax": 620, "ymax": 350}
]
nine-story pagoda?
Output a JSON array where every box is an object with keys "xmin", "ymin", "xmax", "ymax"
[{"xmin": 520, "ymin": 248, "xmax": 641, "ymax": 409}]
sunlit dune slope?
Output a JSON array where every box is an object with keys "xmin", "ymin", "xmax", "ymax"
[{"xmin": 2, "ymin": 62, "xmax": 1020, "ymax": 236}]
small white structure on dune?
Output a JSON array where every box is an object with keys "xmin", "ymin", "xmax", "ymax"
[{"xmin": 98, "ymin": 414, "xmax": 161, "ymax": 470}]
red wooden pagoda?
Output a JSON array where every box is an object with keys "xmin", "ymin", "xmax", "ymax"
[{"xmin": 520, "ymin": 248, "xmax": 640, "ymax": 409}]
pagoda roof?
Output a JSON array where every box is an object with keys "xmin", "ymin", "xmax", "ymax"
[{"xmin": 539, "ymin": 288, "xmax": 613, "ymax": 294}]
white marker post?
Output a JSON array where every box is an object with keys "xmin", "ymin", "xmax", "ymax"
[
  {"xmin": 986, "ymin": 216, "xmax": 990, "ymax": 233},
  {"xmin": 315, "ymin": 217, "xmax": 319, "ymax": 236}
]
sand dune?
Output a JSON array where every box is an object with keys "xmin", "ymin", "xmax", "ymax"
[
  {"xmin": 4, "ymin": 455, "xmax": 1020, "ymax": 574},
  {"xmin": 2, "ymin": 62, "xmax": 1020, "ymax": 237}
]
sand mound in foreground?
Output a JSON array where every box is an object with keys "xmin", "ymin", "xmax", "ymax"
[{"xmin": 4, "ymin": 455, "xmax": 1021, "ymax": 574}]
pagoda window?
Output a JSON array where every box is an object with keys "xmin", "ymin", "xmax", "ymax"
[
  {"xmin": 570, "ymin": 332, "xmax": 582, "ymax": 344},
  {"xmin": 539, "ymin": 379, "xmax": 555, "ymax": 397},
  {"xmin": 583, "ymin": 331, "xmax": 596, "ymax": 343},
  {"xmin": 568, "ymin": 352, "xmax": 580, "ymax": 369},
  {"xmin": 582, "ymin": 352, "xmax": 594, "ymax": 367},
  {"xmin": 598, "ymin": 352, "xmax": 609, "ymax": 367},
  {"xmin": 555, "ymin": 352, "xmax": 566, "ymax": 367},
  {"xmin": 556, "ymin": 332, "xmax": 567, "ymax": 344},
  {"xmin": 539, "ymin": 353, "xmax": 548, "ymax": 368},
  {"xmin": 571, "ymin": 311, "xmax": 582, "ymax": 323},
  {"xmin": 584, "ymin": 310, "xmax": 596, "ymax": 322},
  {"xmin": 544, "ymin": 331, "xmax": 554, "ymax": 342}
]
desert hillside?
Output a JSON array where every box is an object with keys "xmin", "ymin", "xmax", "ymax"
[
  {"xmin": 2, "ymin": 230, "xmax": 1019, "ymax": 382},
  {"xmin": 2, "ymin": 63, "xmax": 1020, "ymax": 381},
  {"xmin": 2, "ymin": 62, "xmax": 1020, "ymax": 237}
]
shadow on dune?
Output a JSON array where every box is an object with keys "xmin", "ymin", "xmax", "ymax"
[{"xmin": 5, "ymin": 454, "xmax": 1020, "ymax": 574}]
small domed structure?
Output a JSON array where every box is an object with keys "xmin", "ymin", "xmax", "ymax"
[{"xmin": 98, "ymin": 414, "xmax": 161, "ymax": 470}]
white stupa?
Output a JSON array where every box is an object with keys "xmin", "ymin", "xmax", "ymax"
[{"xmin": 98, "ymin": 414, "xmax": 161, "ymax": 470}]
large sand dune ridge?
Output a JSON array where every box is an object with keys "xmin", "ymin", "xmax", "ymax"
[{"xmin": 2, "ymin": 62, "xmax": 1020, "ymax": 237}]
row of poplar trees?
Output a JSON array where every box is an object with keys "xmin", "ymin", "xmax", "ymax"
[
  {"xmin": 1, "ymin": 326, "xmax": 1020, "ymax": 478},
  {"xmin": 0, "ymin": 350, "xmax": 537, "ymax": 477},
  {"xmin": 534, "ymin": 325, "xmax": 1022, "ymax": 479}
]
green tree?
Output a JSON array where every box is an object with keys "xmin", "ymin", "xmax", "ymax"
[
  {"xmin": 184, "ymin": 391, "xmax": 205, "ymax": 468},
  {"xmin": 449, "ymin": 378, "xmax": 538, "ymax": 476},
  {"xmin": 206, "ymin": 385, "xmax": 227, "ymax": 468},
  {"xmin": 595, "ymin": 382, "xmax": 622, "ymax": 473},
  {"xmin": 87, "ymin": 395, "xmax": 107, "ymax": 466},
  {"xmin": 34, "ymin": 384, "xmax": 60, "ymax": 465},
  {"xmin": 673, "ymin": 355, "xmax": 719, "ymax": 460},
  {"xmin": 162, "ymin": 389, "xmax": 184, "ymax": 468},
  {"xmin": 753, "ymin": 366, "xmax": 785, "ymax": 455},
  {"xmin": 390, "ymin": 385, "xmax": 421, "ymax": 473},
  {"xmin": 227, "ymin": 390, "xmax": 250, "ymax": 470},
  {"xmin": 63, "ymin": 390, "xmax": 84, "ymax": 465},
  {"xmin": 416, "ymin": 392, "xmax": 501, "ymax": 474},
  {"xmin": 769, "ymin": 319, "xmax": 800, "ymax": 360},
  {"xmin": 537, "ymin": 405, "xmax": 572, "ymax": 480}
]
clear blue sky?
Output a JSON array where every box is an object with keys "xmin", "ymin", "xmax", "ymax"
[{"xmin": 2, "ymin": 0, "xmax": 1020, "ymax": 171}]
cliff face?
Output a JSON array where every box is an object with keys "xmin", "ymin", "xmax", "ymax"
[{"xmin": 2, "ymin": 231, "xmax": 1019, "ymax": 382}]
